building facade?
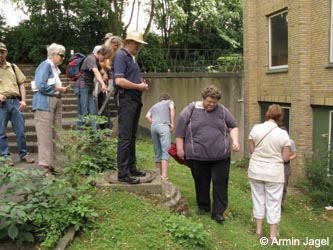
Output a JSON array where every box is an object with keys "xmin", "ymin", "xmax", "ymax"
[{"xmin": 243, "ymin": 0, "xmax": 333, "ymax": 180}]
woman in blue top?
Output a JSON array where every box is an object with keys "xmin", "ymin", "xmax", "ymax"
[{"xmin": 32, "ymin": 43, "xmax": 69, "ymax": 177}]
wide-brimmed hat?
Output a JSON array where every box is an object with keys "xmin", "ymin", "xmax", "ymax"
[
  {"xmin": 125, "ymin": 30, "xmax": 147, "ymax": 44},
  {"xmin": 0, "ymin": 42, "xmax": 7, "ymax": 51}
]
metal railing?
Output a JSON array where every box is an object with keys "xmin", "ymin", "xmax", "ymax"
[{"xmin": 138, "ymin": 48, "xmax": 243, "ymax": 73}]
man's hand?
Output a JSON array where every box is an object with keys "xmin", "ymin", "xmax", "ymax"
[
  {"xmin": 18, "ymin": 101, "xmax": 26, "ymax": 112},
  {"xmin": 0, "ymin": 94, "xmax": 6, "ymax": 102},
  {"xmin": 138, "ymin": 80, "xmax": 148, "ymax": 92}
]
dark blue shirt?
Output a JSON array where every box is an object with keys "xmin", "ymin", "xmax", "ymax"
[{"xmin": 112, "ymin": 48, "xmax": 142, "ymax": 100}]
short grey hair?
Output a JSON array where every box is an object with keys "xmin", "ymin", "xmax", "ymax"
[
  {"xmin": 105, "ymin": 36, "xmax": 123, "ymax": 48},
  {"xmin": 47, "ymin": 43, "xmax": 65, "ymax": 58}
]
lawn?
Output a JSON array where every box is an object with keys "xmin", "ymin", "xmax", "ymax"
[{"xmin": 68, "ymin": 139, "xmax": 333, "ymax": 250}]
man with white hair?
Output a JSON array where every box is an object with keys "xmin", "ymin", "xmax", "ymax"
[
  {"xmin": 0, "ymin": 42, "xmax": 34, "ymax": 166},
  {"xmin": 112, "ymin": 30, "xmax": 149, "ymax": 184}
]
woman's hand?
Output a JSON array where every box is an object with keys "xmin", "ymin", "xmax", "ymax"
[{"xmin": 232, "ymin": 142, "xmax": 240, "ymax": 152}]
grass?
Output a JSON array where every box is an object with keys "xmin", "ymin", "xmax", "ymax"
[{"xmin": 68, "ymin": 139, "xmax": 333, "ymax": 250}]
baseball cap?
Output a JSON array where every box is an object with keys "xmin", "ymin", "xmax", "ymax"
[
  {"xmin": 103, "ymin": 33, "xmax": 113, "ymax": 41},
  {"xmin": 0, "ymin": 42, "xmax": 7, "ymax": 51}
]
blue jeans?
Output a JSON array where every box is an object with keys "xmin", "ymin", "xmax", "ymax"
[
  {"xmin": 74, "ymin": 86, "xmax": 97, "ymax": 130},
  {"xmin": 0, "ymin": 99, "xmax": 28, "ymax": 159},
  {"xmin": 151, "ymin": 124, "xmax": 171, "ymax": 162}
]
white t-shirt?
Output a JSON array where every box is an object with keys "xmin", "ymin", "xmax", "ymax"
[{"xmin": 248, "ymin": 121, "xmax": 291, "ymax": 183}]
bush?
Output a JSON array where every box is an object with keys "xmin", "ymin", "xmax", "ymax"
[
  {"xmin": 163, "ymin": 214, "xmax": 211, "ymax": 248},
  {"xmin": 0, "ymin": 166, "xmax": 97, "ymax": 249},
  {"xmin": 56, "ymin": 116, "xmax": 118, "ymax": 177},
  {"xmin": 303, "ymin": 136, "xmax": 333, "ymax": 206}
]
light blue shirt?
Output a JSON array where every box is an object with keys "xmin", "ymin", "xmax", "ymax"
[{"xmin": 32, "ymin": 59, "xmax": 58, "ymax": 111}]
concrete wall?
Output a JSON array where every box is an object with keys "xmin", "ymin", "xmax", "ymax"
[{"xmin": 140, "ymin": 72, "xmax": 244, "ymax": 161}]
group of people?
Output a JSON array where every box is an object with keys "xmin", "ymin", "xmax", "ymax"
[
  {"xmin": 0, "ymin": 30, "xmax": 296, "ymax": 236},
  {"xmin": 147, "ymin": 88, "xmax": 297, "ymax": 233}
]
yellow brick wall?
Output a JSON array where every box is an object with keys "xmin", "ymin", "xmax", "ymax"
[{"xmin": 244, "ymin": 0, "xmax": 333, "ymax": 180}]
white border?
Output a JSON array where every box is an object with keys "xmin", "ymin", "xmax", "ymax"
[{"xmin": 269, "ymin": 10, "xmax": 289, "ymax": 70}]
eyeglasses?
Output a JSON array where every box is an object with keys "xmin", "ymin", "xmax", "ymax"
[{"xmin": 57, "ymin": 54, "xmax": 65, "ymax": 58}]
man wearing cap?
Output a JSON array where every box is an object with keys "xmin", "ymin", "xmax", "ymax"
[
  {"xmin": 112, "ymin": 30, "xmax": 149, "ymax": 184},
  {"xmin": 0, "ymin": 42, "xmax": 34, "ymax": 166},
  {"xmin": 103, "ymin": 33, "xmax": 113, "ymax": 42}
]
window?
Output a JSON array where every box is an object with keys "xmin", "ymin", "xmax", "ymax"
[
  {"xmin": 260, "ymin": 102, "xmax": 290, "ymax": 132},
  {"xmin": 269, "ymin": 10, "xmax": 288, "ymax": 70},
  {"xmin": 330, "ymin": 0, "xmax": 333, "ymax": 63}
]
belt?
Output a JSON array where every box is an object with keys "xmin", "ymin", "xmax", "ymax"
[
  {"xmin": 284, "ymin": 161, "xmax": 290, "ymax": 164},
  {"xmin": 6, "ymin": 96, "xmax": 20, "ymax": 99},
  {"xmin": 54, "ymin": 93, "xmax": 61, "ymax": 99}
]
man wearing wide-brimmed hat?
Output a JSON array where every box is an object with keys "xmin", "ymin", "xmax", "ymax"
[
  {"xmin": 0, "ymin": 42, "xmax": 34, "ymax": 166},
  {"xmin": 112, "ymin": 30, "xmax": 148, "ymax": 184}
]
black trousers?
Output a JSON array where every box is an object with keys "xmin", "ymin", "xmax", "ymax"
[
  {"xmin": 116, "ymin": 93, "xmax": 142, "ymax": 178},
  {"xmin": 190, "ymin": 158, "xmax": 230, "ymax": 216}
]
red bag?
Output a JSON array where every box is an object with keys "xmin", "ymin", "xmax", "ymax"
[{"xmin": 168, "ymin": 143, "xmax": 191, "ymax": 167}]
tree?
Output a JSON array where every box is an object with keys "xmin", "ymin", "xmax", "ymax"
[{"xmin": 0, "ymin": 11, "xmax": 7, "ymax": 41}]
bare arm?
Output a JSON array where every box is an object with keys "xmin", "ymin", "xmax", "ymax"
[
  {"xmin": 289, "ymin": 151, "xmax": 297, "ymax": 161},
  {"xmin": 175, "ymin": 137, "xmax": 185, "ymax": 160},
  {"xmin": 115, "ymin": 77, "xmax": 148, "ymax": 92},
  {"xmin": 170, "ymin": 104, "xmax": 175, "ymax": 132},
  {"xmin": 146, "ymin": 111, "xmax": 152, "ymax": 123},
  {"xmin": 282, "ymin": 146, "xmax": 291, "ymax": 162},
  {"xmin": 249, "ymin": 139, "xmax": 255, "ymax": 154},
  {"xmin": 18, "ymin": 83, "xmax": 26, "ymax": 111},
  {"xmin": 92, "ymin": 68, "xmax": 107, "ymax": 93},
  {"xmin": 230, "ymin": 127, "xmax": 240, "ymax": 152}
]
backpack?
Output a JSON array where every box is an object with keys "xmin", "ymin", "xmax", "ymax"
[{"xmin": 66, "ymin": 52, "xmax": 86, "ymax": 81}]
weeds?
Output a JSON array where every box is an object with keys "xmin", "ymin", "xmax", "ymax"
[{"xmin": 302, "ymin": 136, "xmax": 333, "ymax": 206}]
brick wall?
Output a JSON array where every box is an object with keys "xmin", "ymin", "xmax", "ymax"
[{"xmin": 244, "ymin": 0, "xmax": 333, "ymax": 180}]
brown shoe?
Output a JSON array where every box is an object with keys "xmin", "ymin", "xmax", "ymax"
[
  {"xmin": 5, "ymin": 159, "xmax": 14, "ymax": 166},
  {"xmin": 21, "ymin": 156, "xmax": 35, "ymax": 163}
]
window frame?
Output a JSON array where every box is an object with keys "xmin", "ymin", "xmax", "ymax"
[
  {"xmin": 329, "ymin": 0, "xmax": 333, "ymax": 64},
  {"xmin": 328, "ymin": 111, "xmax": 333, "ymax": 176},
  {"xmin": 268, "ymin": 9, "xmax": 289, "ymax": 70}
]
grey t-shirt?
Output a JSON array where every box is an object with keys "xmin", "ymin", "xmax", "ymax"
[
  {"xmin": 175, "ymin": 102, "xmax": 237, "ymax": 161},
  {"xmin": 148, "ymin": 100, "xmax": 174, "ymax": 126},
  {"xmin": 76, "ymin": 53, "xmax": 100, "ymax": 90}
]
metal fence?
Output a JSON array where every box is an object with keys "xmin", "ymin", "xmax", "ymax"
[{"xmin": 138, "ymin": 48, "xmax": 244, "ymax": 73}]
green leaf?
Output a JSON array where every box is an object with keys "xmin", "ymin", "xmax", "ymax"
[{"xmin": 8, "ymin": 224, "xmax": 18, "ymax": 240}]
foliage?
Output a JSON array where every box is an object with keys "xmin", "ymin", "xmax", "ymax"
[
  {"xmin": 55, "ymin": 116, "xmax": 118, "ymax": 177},
  {"xmin": 302, "ymin": 135, "xmax": 333, "ymax": 206},
  {"xmin": 232, "ymin": 157, "xmax": 249, "ymax": 169},
  {"xmin": 0, "ymin": 165, "xmax": 97, "ymax": 249},
  {"xmin": 3, "ymin": 0, "xmax": 243, "ymax": 73},
  {"xmin": 29, "ymin": 180, "xmax": 98, "ymax": 248},
  {"xmin": 215, "ymin": 53, "xmax": 244, "ymax": 72},
  {"xmin": 68, "ymin": 139, "xmax": 333, "ymax": 250},
  {"xmin": 164, "ymin": 214, "xmax": 211, "ymax": 248}
]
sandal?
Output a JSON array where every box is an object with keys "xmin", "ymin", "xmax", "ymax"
[
  {"xmin": 43, "ymin": 171, "xmax": 55, "ymax": 179},
  {"xmin": 49, "ymin": 166, "xmax": 61, "ymax": 176},
  {"xmin": 160, "ymin": 176, "xmax": 169, "ymax": 181}
]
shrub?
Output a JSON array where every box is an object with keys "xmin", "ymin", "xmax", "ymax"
[
  {"xmin": 303, "ymin": 136, "xmax": 333, "ymax": 206},
  {"xmin": 55, "ymin": 116, "xmax": 118, "ymax": 177},
  {"xmin": 0, "ymin": 166, "xmax": 97, "ymax": 249},
  {"xmin": 163, "ymin": 214, "xmax": 211, "ymax": 248}
]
